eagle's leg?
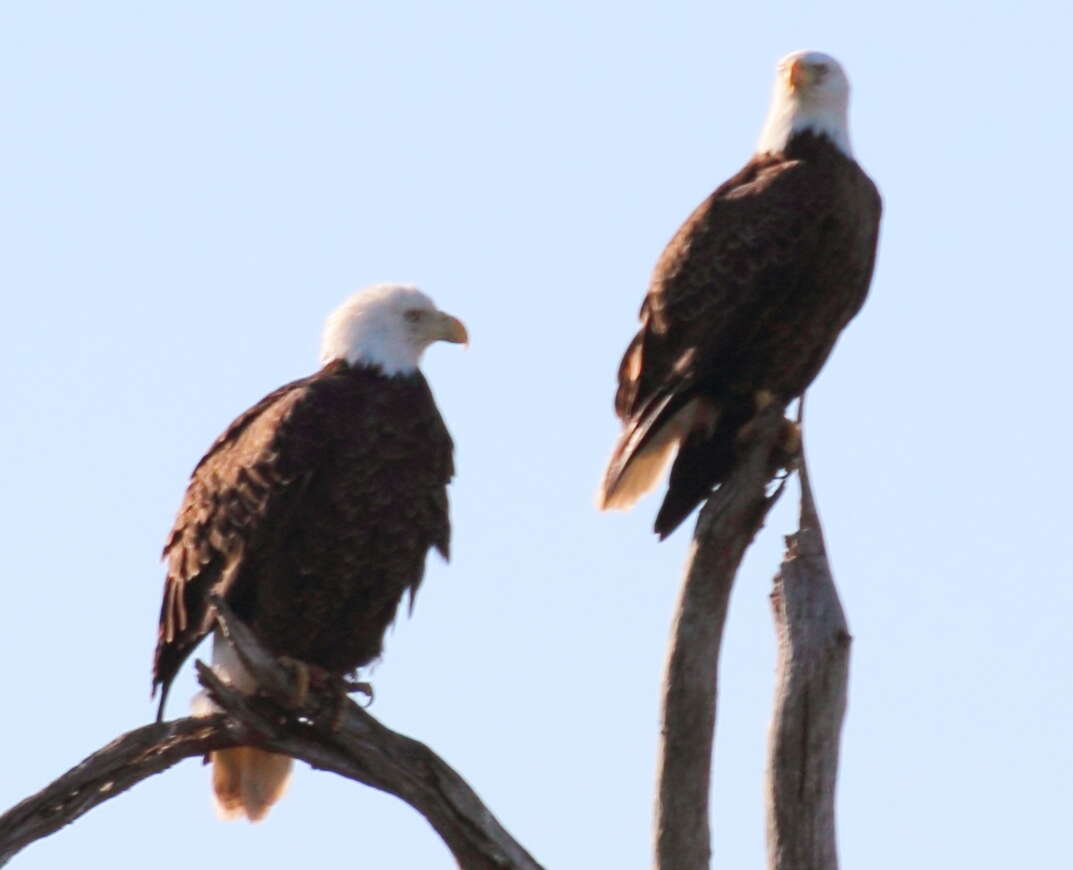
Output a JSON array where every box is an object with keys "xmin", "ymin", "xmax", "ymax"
[
  {"xmin": 736, "ymin": 395, "xmax": 801, "ymax": 478},
  {"xmin": 276, "ymin": 657, "xmax": 372, "ymax": 730},
  {"xmin": 774, "ymin": 419, "xmax": 802, "ymax": 469},
  {"xmin": 750, "ymin": 390, "xmax": 801, "ymax": 460},
  {"xmin": 320, "ymin": 674, "xmax": 373, "ymax": 731},
  {"xmin": 753, "ymin": 388, "xmax": 777, "ymax": 410},
  {"xmin": 277, "ymin": 655, "xmax": 314, "ymax": 708},
  {"xmin": 763, "ymin": 419, "xmax": 802, "ymax": 483}
]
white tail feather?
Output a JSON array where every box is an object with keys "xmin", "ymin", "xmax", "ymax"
[
  {"xmin": 192, "ymin": 629, "xmax": 293, "ymax": 822},
  {"xmin": 598, "ymin": 398, "xmax": 717, "ymax": 511},
  {"xmin": 210, "ymin": 747, "xmax": 293, "ymax": 822},
  {"xmin": 598, "ymin": 431, "xmax": 679, "ymax": 511}
]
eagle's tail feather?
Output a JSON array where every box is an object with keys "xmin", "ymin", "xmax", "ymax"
[
  {"xmin": 598, "ymin": 419, "xmax": 681, "ymax": 511},
  {"xmin": 210, "ymin": 747, "xmax": 293, "ymax": 822},
  {"xmin": 192, "ymin": 627, "xmax": 292, "ymax": 822},
  {"xmin": 598, "ymin": 395, "xmax": 717, "ymax": 513}
]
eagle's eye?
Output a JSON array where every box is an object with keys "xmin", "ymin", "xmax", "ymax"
[
  {"xmin": 813, "ymin": 63, "xmax": 829, "ymax": 79},
  {"xmin": 404, "ymin": 309, "xmax": 424, "ymax": 323}
]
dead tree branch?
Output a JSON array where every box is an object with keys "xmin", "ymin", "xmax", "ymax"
[
  {"xmin": 2, "ymin": 415, "xmax": 851, "ymax": 870},
  {"xmin": 206, "ymin": 598, "xmax": 543, "ymax": 870},
  {"xmin": 0, "ymin": 717, "xmax": 234, "ymax": 867},
  {"xmin": 654, "ymin": 402, "xmax": 789, "ymax": 870},
  {"xmin": 0, "ymin": 599, "xmax": 542, "ymax": 870},
  {"xmin": 764, "ymin": 436, "xmax": 851, "ymax": 870}
]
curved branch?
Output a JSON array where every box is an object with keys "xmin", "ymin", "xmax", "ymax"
[
  {"xmin": 654, "ymin": 402, "xmax": 789, "ymax": 870},
  {"xmin": 0, "ymin": 600, "xmax": 542, "ymax": 870},
  {"xmin": 205, "ymin": 599, "xmax": 543, "ymax": 870},
  {"xmin": 0, "ymin": 716, "xmax": 234, "ymax": 866},
  {"xmin": 764, "ymin": 429, "xmax": 851, "ymax": 870}
]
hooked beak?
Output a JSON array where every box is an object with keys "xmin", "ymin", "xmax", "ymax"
[
  {"xmin": 435, "ymin": 311, "xmax": 469, "ymax": 347},
  {"xmin": 784, "ymin": 58, "xmax": 810, "ymax": 92}
]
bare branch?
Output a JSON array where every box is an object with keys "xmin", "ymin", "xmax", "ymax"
[
  {"xmin": 0, "ymin": 601, "xmax": 542, "ymax": 870},
  {"xmin": 0, "ymin": 717, "xmax": 235, "ymax": 866},
  {"xmin": 655, "ymin": 402, "xmax": 789, "ymax": 870},
  {"xmin": 764, "ymin": 435, "xmax": 851, "ymax": 870},
  {"xmin": 205, "ymin": 598, "xmax": 543, "ymax": 870}
]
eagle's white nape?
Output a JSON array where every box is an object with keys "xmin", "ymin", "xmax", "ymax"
[
  {"xmin": 320, "ymin": 283, "xmax": 462, "ymax": 376},
  {"xmin": 755, "ymin": 50, "xmax": 853, "ymax": 158}
]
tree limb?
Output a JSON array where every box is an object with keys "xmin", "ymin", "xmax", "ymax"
[
  {"xmin": 764, "ymin": 434, "xmax": 851, "ymax": 870},
  {"xmin": 0, "ymin": 716, "xmax": 235, "ymax": 867},
  {"xmin": 654, "ymin": 402, "xmax": 789, "ymax": 870},
  {"xmin": 0, "ymin": 599, "xmax": 542, "ymax": 870},
  {"xmin": 206, "ymin": 598, "xmax": 543, "ymax": 870}
]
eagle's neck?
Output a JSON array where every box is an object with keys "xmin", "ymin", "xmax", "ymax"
[
  {"xmin": 320, "ymin": 311, "xmax": 422, "ymax": 376},
  {"xmin": 335, "ymin": 341, "xmax": 421, "ymax": 377},
  {"xmin": 756, "ymin": 94, "xmax": 852, "ymax": 158},
  {"xmin": 323, "ymin": 355, "xmax": 418, "ymax": 380}
]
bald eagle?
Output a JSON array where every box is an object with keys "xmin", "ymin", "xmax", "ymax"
[
  {"xmin": 598, "ymin": 51, "xmax": 882, "ymax": 537},
  {"xmin": 152, "ymin": 283, "xmax": 467, "ymax": 821}
]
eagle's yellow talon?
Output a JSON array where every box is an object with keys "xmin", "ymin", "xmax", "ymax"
[
  {"xmin": 278, "ymin": 655, "xmax": 311, "ymax": 708},
  {"xmin": 754, "ymin": 389, "xmax": 776, "ymax": 411}
]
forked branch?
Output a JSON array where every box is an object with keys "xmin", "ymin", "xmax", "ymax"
[
  {"xmin": 2, "ymin": 413, "xmax": 850, "ymax": 870},
  {"xmin": 654, "ymin": 402, "xmax": 789, "ymax": 870}
]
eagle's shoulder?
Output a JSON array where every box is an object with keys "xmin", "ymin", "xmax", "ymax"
[
  {"xmin": 650, "ymin": 153, "xmax": 834, "ymax": 308},
  {"xmin": 187, "ymin": 367, "xmax": 331, "ymax": 478}
]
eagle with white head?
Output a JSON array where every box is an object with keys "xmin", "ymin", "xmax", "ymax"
[
  {"xmin": 598, "ymin": 51, "xmax": 882, "ymax": 537},
  {"xmin": 152, "ymin": 283, "xmax": 467, "ymax": 821}
]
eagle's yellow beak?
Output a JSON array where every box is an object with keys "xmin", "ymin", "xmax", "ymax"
[
  {"xmin": 435, "ymin": 312, "xmax": 469, "ymax": 346},
  {"xmin": 785, "ymin": 58, "xmax": 810, "ymax": 92}
]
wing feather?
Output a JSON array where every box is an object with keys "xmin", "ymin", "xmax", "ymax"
[{"xmin": 151, "ymin": 373, "xmax": 327, "ymax": 718}]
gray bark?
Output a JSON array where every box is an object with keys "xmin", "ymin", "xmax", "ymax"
[
  {"xmin": 764, "ymin": 445, "xmax": 851, "ymax": 870},
  {"xmin": 0, "ymin": 717, "xmax": 233, "ymax": 867},
  {"xmin": 0, "ymin": 598, "xmax": 542, "ymax": 870},
  {"xmin": 2, "ymin": 418, "xmax": 851, "ymax": 870},
  {"xmin": 654, "ymin": 403, "xmax": 788, "ymax": 870}
]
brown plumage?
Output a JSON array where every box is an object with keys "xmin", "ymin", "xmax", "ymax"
[
  {"xmin": 154, "ymin": 360, "xmax": 453, "ymax": 702},
  {"xmin": 151, "ymin": 283, "xmax": 466, "ymax": 820},
  {"xmin": 599, "ymin": 52, "xmax": 881, "ymax": 537}
]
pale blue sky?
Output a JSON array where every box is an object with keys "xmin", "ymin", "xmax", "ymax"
[{"xmin": 3, "ymin": 2, "xmax": 1071, "ymax": 867}]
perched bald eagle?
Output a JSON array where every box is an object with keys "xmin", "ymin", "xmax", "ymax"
[
  {"xmin": 152, "ymin": 283, "xmax": 467, "ymax": 821},
  {"xmin": 598, "ymin": 51, "xmax": 881, "ymax": 537}
]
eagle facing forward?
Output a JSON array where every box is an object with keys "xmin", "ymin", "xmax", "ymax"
[
  {"xmin": 152, "ymin": 283, "xmax": 467, "ymax": 821},
  {"xmin": 598, "ymin": 51, "xmax": 882, "ymax": 537}
]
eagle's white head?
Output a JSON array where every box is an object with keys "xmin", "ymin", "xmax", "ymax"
[
  {"xmin": 320, "ymin": 283, "xmax": 469, "ymax": 376},
  {"xmin": 756, "ymin": 50, "xmax": 853, "ymax": 157}
]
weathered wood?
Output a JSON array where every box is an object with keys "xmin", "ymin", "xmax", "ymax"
[
  {"xmin": 0, "ymin": 716, "xmax": 235, "ymax": 867},
  {"xmin": 0, "ymin": 600, "xmax": 542, "ymax": 870},
  {"xmin": 654, "ymin": 403, "xmax": 788, "ymax": 870},
  {"xmin": 205, "ymin": 598, "xmax": 543, "ymax": 870},
  {"xmin": 1, "ymin": 420, "xmax": 852, "ymax": 870},
  {"xmin": 764, "ymin": 442, "xmax": 850, "ymax": 870}
]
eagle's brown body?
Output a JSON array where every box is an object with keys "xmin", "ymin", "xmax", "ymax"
[
  {"xmin": 152, "ymin": 358, "xmax": 453, "ymax": 714},
  {"xmin": 150, "ymin": 282, "xmax": 464, "ymax": 822},
  {"xmin": 603, "ymin": 131, "xmax": 881, "ymax": 536}
]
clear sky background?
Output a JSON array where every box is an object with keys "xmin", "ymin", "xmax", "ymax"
[{"xmin": 3, "ymin": 2, "xmax": 1071, "ymax": 867}]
